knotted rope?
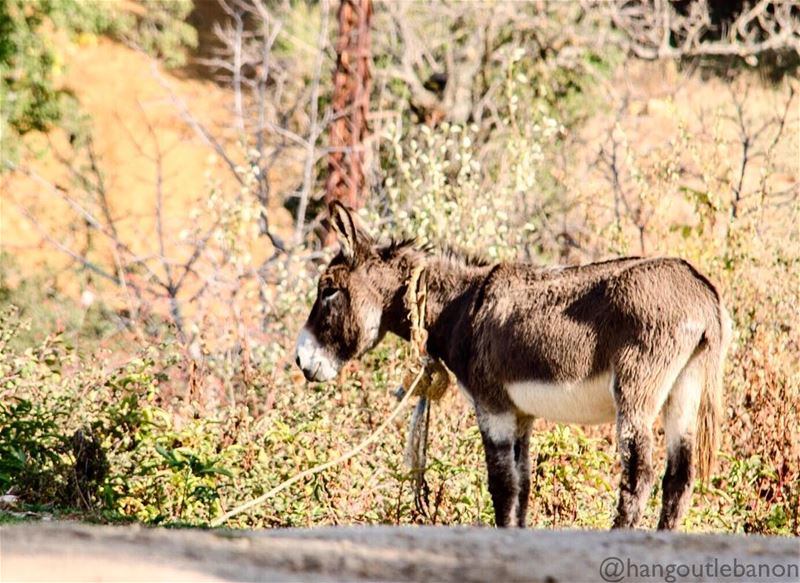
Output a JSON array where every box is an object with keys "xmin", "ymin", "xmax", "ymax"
[{"xmin": 398, "ymin": 263, "xmax": 450, "ymax": 514}]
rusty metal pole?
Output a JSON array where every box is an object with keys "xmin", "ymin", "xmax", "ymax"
[{"xmin": 326, "ymin": 0, "xmax": 372, "ymax": 211}]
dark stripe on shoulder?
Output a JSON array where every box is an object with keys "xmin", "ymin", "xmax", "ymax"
[{"xmin": 472, "ymin": 263, "xmax": 502, "ymax": 315}]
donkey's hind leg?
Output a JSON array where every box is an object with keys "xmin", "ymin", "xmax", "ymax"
[
  {"xmin": 657, "ymin": 356, "xmax": 703, "ymax": 530},
  {"xmin": 612, "ymin": 412, "xmax": 656, "ymax": 529},
  {"xmin": 611, "ymin": 367, "xmax": 664, "ymax": 529},
  {"xmin": 612, "ymin": 336, "xmax": 701, "ymax": 529}
]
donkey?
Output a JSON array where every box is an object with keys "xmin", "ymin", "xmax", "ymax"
[{"xmin": 296, "ymin": 202, "xmax": 732, "ymax": 530}]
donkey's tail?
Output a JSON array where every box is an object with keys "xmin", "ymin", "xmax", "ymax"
[{"xmin": 696, "ymin": 303, "xmax": 732, "ymax": 482}]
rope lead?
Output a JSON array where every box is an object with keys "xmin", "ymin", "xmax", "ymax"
[
  {"xmin": 211, "ymin": 366, "xmax": 426, "ymax": 528},
  {"xmin": 401, "ymin": 263, "xmax": 451, "ymax": 514}
]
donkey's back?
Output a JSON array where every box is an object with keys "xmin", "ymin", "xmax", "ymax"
[{"xmin": 471, "ymin": 256, "xmax": 726, "ymax": 393}]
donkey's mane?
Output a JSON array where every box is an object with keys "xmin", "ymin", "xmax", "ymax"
[
  {"xmin": 437, "ymin": 245, "xmax": 492, "ymax": 267},
  {"xmin": 379, "ymin": 236, "xmax": 491, "ymax": 268},
  {"xmin": 377, "ymin": 237, "xmax": 418, "ymax": 260}
]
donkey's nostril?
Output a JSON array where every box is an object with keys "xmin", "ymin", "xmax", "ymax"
[{"xmin": 295, "ymin": 355, "xmax": 302, "ymax": 368}]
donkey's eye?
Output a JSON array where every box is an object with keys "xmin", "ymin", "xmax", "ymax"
[{"xmin": 320, "ymin": 288, "xmax": 340, "ymax": 302}]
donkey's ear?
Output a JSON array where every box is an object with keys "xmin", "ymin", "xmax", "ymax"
[{"xmin": 328, "ymin": 201, "xmax": 370, "ymax": 264}]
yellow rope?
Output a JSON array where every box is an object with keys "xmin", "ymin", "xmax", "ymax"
[
  {"xmin": 405, "ymin": 262, "xmax": 428, "ymax": 360},
  {"xmin": 402, "ymin": 263, "xmax": 449, "ymax": 401},
  {"xmin": 210, "ymin": 366, "xmax": 425, "ymax": 528}
]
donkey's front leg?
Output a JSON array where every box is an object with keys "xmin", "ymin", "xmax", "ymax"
[
  {"xmin": 514, "ymin": 416, "xmax": 534, "ymax": 527},
  {"xmin": 477, "ymin": 408, "xmax": 525, "ymax": 527}
]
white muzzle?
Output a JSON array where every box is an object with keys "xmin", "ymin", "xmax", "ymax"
[{"xmin": 295, "ymin": 327, "xmax": 340, "ymax": 382}]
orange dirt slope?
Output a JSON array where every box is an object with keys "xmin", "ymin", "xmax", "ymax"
[{"xmin": 1, "ymin": 33, "xmax": 295, "ymax": 292}]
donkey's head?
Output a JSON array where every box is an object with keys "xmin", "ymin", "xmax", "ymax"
[{"xmin": 295, "ymin": 202, "xmax": 411, "ymax": 382}]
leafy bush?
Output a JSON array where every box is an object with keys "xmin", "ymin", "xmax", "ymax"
[
  {"xmin": 372, "ymin": 55, "xmax": 567, "ymax": 261},
  {"xmin": 132, "ymin": 0, "xmax": 197, "ymax": 68},
  {"xmin": 0, "ymin": 300, "xmax": 619, "ymax": 529},
  {"xmin": 0, "ymin": 398, "xmax": 68, "ymax": 499}
]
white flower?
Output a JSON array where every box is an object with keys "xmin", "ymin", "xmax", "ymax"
[{"xmin": 80, "ymin": 290, "xmax": 95, "ymax": 308}]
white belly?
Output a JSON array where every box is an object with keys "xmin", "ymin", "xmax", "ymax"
[{"xmin": 506, "ymin": 372, "xmax": 616, "ymax": 424}]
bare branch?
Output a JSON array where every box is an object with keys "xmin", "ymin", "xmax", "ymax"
[
  {"xmin": 293, "ymin": 0, "xmax": 330, "ymax": 245},
  {"xmin": 14, "ymin": 202, "xmax": 125, "ymax": 287},
  {"xmin": 148, "ymin": 58, "xmax": 246, "ymax": 186},
  {"xmin": 607, "ymin": 0, "xmax": 800, "ymax": 61}
]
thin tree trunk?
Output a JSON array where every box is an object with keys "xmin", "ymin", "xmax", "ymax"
[{"xmin": 326, "ymin": 0, "xmax": 373, "ymax": 211}]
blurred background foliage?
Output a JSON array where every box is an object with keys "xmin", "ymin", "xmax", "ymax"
[{"xmin": 0, "ymin": 0, "xmax": 798, "ymax": 534}]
